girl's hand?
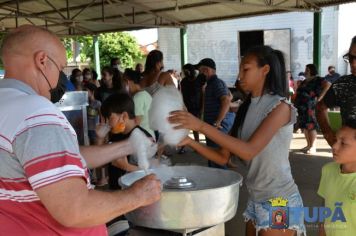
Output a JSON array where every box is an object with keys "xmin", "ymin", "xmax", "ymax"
[
  {"xmin": 169, "ymin": 110, "xmax": 204, "ymax": 132},
  {"xmin": 177, "ymin": 136, "xmax": 194, "ymax": 147}
]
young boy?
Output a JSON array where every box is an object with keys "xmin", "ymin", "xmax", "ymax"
[
  {"xmin": 318, "ymin": 119, "xmax": 356, "ymax": 236},
  {"xmin": 98, "ymin": 93, "xmax": 156, "ymax": 190}
]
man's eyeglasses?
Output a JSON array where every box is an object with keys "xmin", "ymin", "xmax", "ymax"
[
  {"xmin": 343, "ymin": 53, "xmax": 356, "ymax": 63},
  {"xmin": 48, "ymin": 56, "xmax": 61, "ymax": 72}
]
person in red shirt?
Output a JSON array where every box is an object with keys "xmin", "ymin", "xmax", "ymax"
[{"xmin": 0, "ymin": 25, "xmax": 161, "ymax": 235}]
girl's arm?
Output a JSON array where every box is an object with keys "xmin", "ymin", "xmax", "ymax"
[
  {"xmin": 170, "ymin": 101, "xmax": 292, "ymax": 161},
  {"xmin": 317, "ymin": 80, "xmax": 332, "ymax": 102},
  {"xmin": 318, "ymin": 223, "xmax": 326, "ymax": 236},
  {"xmin": 318, "ymin": 209, "xmax": 327, "ymax": 236},
  {"xmin": 158, "ymin": 71, "xmax": 175, "ymax": 86},
  {"xmin": 181, "ymin": 137, "xmax": 231, "ymax": 165},
  {"xmin": 318, "ymin": 199, "xmax": 327, "ymax": 236}
]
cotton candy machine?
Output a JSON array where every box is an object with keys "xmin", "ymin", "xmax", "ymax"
[
  {"xmin": 119, "ymin": 166, "xmax": 242, "ymax": 235},
  {"xmin": 55, "ymin": 91, "xmax": 89, "ymax": 145}
]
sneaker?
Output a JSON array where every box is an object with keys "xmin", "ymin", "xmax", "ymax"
[
  {"xmin": 178, "ymin": 147, "xmax": 186, "ymax": 154},
  {"xmin": 304, "ymin": 147, "xmax": 316, "ymax": 154},
  {"xmin": 160, "ymin": 155, "xmax": 172, "ymax": 166},
  {"xmin": 300, "ymin": 146, "xmax": 310, "ymax": 152}
]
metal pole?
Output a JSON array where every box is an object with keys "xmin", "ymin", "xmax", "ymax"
[
  {"xmin": 15, "ymin": 0, "xmax": 19, "ymax": 27},
  {"xmin": 313, "ymin": 12, "xmax": 321, "ymax": 74},
  {"xmin": 93, "ymin": 35, "xmax": 101, "ymax": 80},
  {"xmin": 180, "ymin": 27, "xmax": 188, "ymax": 68},
  {"xmin": 132, "ymin": 7, "xmax": 135, "ymax": 24},
  {"xmin": 101, "ymin": 0, "xmax": 105, "ymax": 22},
  {"xmin": 66, "ymin": 0, "xmax": 70, "ymax": 35}
]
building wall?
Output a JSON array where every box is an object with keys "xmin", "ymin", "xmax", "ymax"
[
  {"xmin": 320, "ymin": 6, "xmax": 339, "ymax": 77},
  {"xmin": 337, "ymin": 2, "xmax": 356, "ymax": 75},
  {"xmin": 157, "ymin": 28, "xmax": 181, "ymax": 72},
  {"xmin": 158, "ymin": 6, "xmax": 343, "ymax": 85}
]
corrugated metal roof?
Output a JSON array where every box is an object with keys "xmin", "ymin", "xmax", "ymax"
[{"xmin": 0, "ymin": 0, "xmax": 353, "ymax": 36}]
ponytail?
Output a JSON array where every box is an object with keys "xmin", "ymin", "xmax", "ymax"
[
  {"xmin": 230, "ymin": 94, "xmax": 251, "ymax": 138},
  {"xmin": 230, "ymin": 45, "xmax": 288, "ymax": 136}
]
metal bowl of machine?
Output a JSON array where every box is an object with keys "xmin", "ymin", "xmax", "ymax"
[{"xmin": 119, "ymin": 166, "xmax": 243, "ymax": 231}]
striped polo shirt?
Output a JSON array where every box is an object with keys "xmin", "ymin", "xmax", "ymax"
[{"xmin": 0, "ymin": 79, "xmax": 107, "ymax": 235}]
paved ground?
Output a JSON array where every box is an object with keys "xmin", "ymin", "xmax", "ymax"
[{"xmin": 169, "ymin": 133, "xmax": 333, "ymax": 236}]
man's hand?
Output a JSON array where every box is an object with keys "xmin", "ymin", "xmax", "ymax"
[
  {"xmin": 129, "ymin": 174, "xmax": 161, "ymax": 207},
  {"xmin": 215, "ymin": 95, "xmax": 231, "ymax": 128},
  {"xmin": 213, "ymin": 121, "xmax": 223, "ymax": 129},
  {"xmin": 177, "ymin": 136, "xmax": 194, "ymax": 147}
]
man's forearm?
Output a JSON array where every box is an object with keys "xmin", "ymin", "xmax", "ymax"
[
  {"xmin": 62, "ymin": 187, "xmax": 142, "ymax": 227},
  {"xmin": 73, "ymin": 187, "xmax": 141, "ymax": 227},
  {"xmin": 80, "ymin": 141, "xmax": 134, "ymax": 168},
  {"xmin": 37, "ymin": 178, "xmax": 146, "ymax": 228},
  {"xmin": 316, "ymin": 101, "xmax": 336, "ymax": 146},
  {"xmin": 216, "ymin": 98, "xmax": 231, "ymax": 124}
]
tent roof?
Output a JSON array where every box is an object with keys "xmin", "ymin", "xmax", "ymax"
[{"xmin": 0, "ymin": 0, "xmax": 353, "ymax": 36}]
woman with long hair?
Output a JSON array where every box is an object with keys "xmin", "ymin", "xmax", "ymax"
[
  {"xmin": 170, "ymin": 46, "xmax": 306, "ymax": 236},
  {"xmin": 140, "ymin": 50, "xmax": 174, "ymax": 96},
  {"xmin": 95, "ymin": 66, "xmax": 125, "ymax": 102}
]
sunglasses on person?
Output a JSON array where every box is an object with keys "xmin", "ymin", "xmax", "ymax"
[{"xmin": 343, "ymin": 53, "xmax": 356, "ymax": 63}]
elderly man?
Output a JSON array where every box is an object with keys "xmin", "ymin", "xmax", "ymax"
[
  {"xmin": 317, "ymin": 36, "xmax": 356, "ymax": 146},
  {"xmin": 196, "ymin": 58, "xmax": 235, "ymax": 168},
  {"xmin": 0, "ymin": 25, "xmax": 161, "ymax": 235}
]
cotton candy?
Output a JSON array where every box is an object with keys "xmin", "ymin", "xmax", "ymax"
[
  {"xmin": 149, "ymin": 86, "xmax": 189, "ymax": 146},
  {"xmin": 128, "ymin": 128, "xmax": 157, "ymax": 171}
]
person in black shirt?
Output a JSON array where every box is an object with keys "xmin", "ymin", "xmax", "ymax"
[
  {"xmin": 180, "ymin": 63, "xmax": 205, "ymax": 142},
  {"xmin": 317, "ymin": 36, "xmax": 356, "ymax": 146}
]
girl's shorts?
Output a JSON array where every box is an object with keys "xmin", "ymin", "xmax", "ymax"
[{"xmin": 243, "ymin": 192, "xmax": 306, "ymax": 236}]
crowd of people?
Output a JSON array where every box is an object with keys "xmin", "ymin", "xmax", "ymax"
[{"xmin": 0, "ymin": 24, "xmax": 355, "ymax": 236}]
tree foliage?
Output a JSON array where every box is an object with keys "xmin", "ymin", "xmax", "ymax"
[{"xmin": 62, "ymin": 32, "xmax": 142, "ymax": 69}]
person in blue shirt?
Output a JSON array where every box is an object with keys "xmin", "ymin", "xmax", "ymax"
[{"xmin": 195, "ymin": 58, "xmax": 235, "ymax": 169}]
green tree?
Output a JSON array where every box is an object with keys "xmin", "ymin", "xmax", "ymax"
[
  {"xmin": 63, "ymin": 32, "xmax": 143, "ymax": 69},
  {"xmin": 61, "ymin": 37, "xmax": 73, "ymax": 61}
]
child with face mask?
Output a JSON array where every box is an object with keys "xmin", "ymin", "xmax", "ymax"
[
  {"xmin": 84, "ymin": 83, "xmax": 101, "ymax": 144},
  {"xmin": 97, "ymin": 93, "xmax": 156, "ymax": 190}
]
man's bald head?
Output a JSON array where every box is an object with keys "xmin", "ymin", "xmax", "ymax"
[
  {"xmin": 1, "ymin": 25, "xmax": 67, "ymax": 99},
  {"xmin": 1, "ymin": 25, "xmax": 64, "ymax": 61}
]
